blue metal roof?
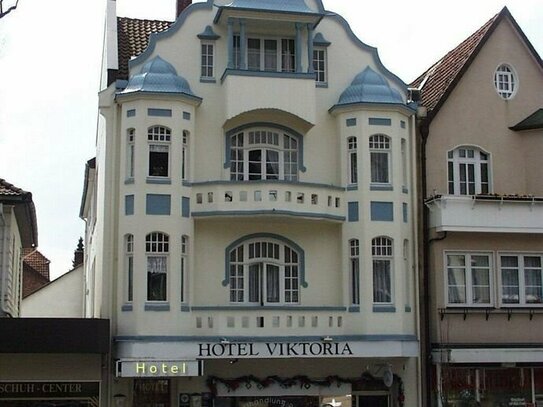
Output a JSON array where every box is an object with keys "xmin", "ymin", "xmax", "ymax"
[
  {"xmin": 221, "ymin": 0, "xmax": 315, "ymax": 14},
  {"xmin": 337, "ymin": 66, "xmax": 404, "ymax": 106},
  {"xmin": 119, "ymin": 55, "xmax": 198, "ymax": 99}
]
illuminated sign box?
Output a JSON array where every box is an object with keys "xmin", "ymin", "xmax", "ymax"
[{"xmin": 116, "ymin": 360, "xmax": 202, "ymax": 378}]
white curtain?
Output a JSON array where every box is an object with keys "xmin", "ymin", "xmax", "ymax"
[{"xmin": 373, "ymin": 260, "xmax": 391, "ymax": 303}]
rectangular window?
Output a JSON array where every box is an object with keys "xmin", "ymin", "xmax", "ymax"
[
  {"xmin": 247, "ymin": 38, "xmax": 261, "ymax": 70},
  {"xmin": 201, "ymin": 42, "xmax": 214, "ymax": 78},
  {"xmin": 500, "ymin": 254, "xmax": 543, "ymax": 306},
  {"xmin": 446, "ymin": 253, "xmax": 492, "ymax": 306},
  {"xmin": 240, "ymin": 37, "xmax": 295, "ymax": 73},
  {"xmin": 348, "ymin": 137, "xmax": 358, "ymax": 185},
  {"xmin": 313, "ymin": 48, "xmax": 326, "ymax": 83},
  {"xmin": 350, "ymin": 240, "xmax": 360, "ymax": 305},
  {"xmin": 369, "ymin": 135, "xmax": 391, "ymax": 185},
  {"xmin": 181, "ymin": 236, "xmax": 188, "ymax": 303},
  {"xmin": 147, "ymin": 256, "xmax": 167, "ymax": 301},
  {"xmin": 401, "ymin": 138, "xmax": 407, "ymax": 189},
  {"xmin": 182, "ymin": 131, "xmax": 189, "ymax": 180},
  {"xmin": 127, "ymin": 129, "xmax": 135, "ymax": 179}
]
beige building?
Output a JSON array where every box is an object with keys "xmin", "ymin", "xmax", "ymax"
[{"xmin": 412, "ymin": 7, "xmax": 543, "ymax": 407}]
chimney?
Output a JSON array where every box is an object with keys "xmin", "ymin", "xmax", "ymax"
[
  {"xmin": 177, "ymin": 0, "xmax": 192, "ymax": 18},
  {"xmin": 72, "ymin": 237, "xmax": 84, "ymax": 268}
]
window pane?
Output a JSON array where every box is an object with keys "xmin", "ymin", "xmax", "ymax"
[
  {"xmin": 149, "ymin": 150, "xmax": 169, "ymax": 177},
  {"xmin": 248, "ymin": 264, "xmax": 261, "ymax": 303},
  {"xmin": 266, "ymin": 150, "xmax": 280, "ymax": 179},
  {"xmin": 248, "ymin": 38, "xmax": 261, "ymax": 70},
  {"xmin": 370, "ymin": 152, "xmax": 389, "ymax": 183},
  {"xmin": 373, "ymin": 259, "xmax": 391, "ymax": 303},
  {"xmin": 266, "ymin": 264, "xmax": 280, "ymax": 303},
  {"xmin": 248, "ymin": 149, "xmax": 262, "ymax": 180},
  {"xmin": 264, "ymin": 40, "xmax": 277, "ymax": 71},
  {"xmin": 147, "ymin": 256, "xmax": 167, "ymax": 301},
  {"xmin": 501, "ymin": 256, "xmax": 519, "ymax": 304},
  {"xmin": 448, "ymin": 268, "xmax": 466, "ymax": 304}
]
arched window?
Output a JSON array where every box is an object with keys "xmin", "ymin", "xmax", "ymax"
[
  {"xmin": 349, "ymin": 239, "xmax": 360, "ymax": 305},
  {"xmin": 494, "ymin": 64, "xmax": 517, "ymax": 99},
  {"xmin": 227, "ymin": 237, "xmax": 301, "ymax": 305},
  {"xmin": 127, "ymin": 128, "xmax": 135, "ymax": 179},
  {"xmin": 230, "ymin": 128, "xmax": 299, "ymax": 181},
  {"xmin": 125, "ymin": 234, "xmax": 134, "ymax": 302},
  {"xmin": 372, "ymin": 237, "xmax": 393, "ymax": 304},
  {"xmin": 447, "ymin": 146, "xmax": 490, "ymax": 195},
  {"xmin": 148, "ymin": 126, "xmax": 171, "ymax": 178},
  {"xmin": 348, "ymin": 137, "xmax": 358, "ymax": 185},
  {"xmin": 369, "ymin": 134, "xmax": 391, "ymax": 185},
  {"xmin": 146, "ymin": 232, "xmax": 169, "ymax": 301}
]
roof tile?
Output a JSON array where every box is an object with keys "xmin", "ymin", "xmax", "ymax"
[{"xmin": 0, "ymin": 178, "xmax": 28, "ymax": 197}]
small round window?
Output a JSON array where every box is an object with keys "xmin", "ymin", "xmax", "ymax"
[{"xmin": 494, "ymin": 64, "xmax": 517, "ymax": 99}]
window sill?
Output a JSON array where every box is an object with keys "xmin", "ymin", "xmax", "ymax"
[
  {"xmin": 146, "ymin": 177, "xmax": 172, "ymax": 185},
  {"xmin": 402, "ymin": 186, "xmax": 409, "ymax": 194},
  {"xmin": 404, "ymin": 305, "xmax": 412, "ymax": 313},
  {"xmin": 200, "ymin": 77, "xmax": 216, "ymax": 83},
  {"xmin": 121, "ymin": 304, "xmax": 133, "ymax": 312},
  {"xmin": 221, "ymin": 68, "xmax": 316, "ymax": 83},
  {"xmin": 372, "ymin": 305, "xmax": 396, "ymax": 313},
  {"xmin": 181, "ymin": 304, "xmax": 190, "ymax": 312},
  {"xmin": 316, "ymin": 82, "xmax": 328, "ymax": 88},
  {"xmin": 370, "ymin": 184, "xmax": 393, "ymax": 191},
  {"xmin": 125, "ymin": 178, "xmax": 135, "ymax": 185},
  {"xmin": 144, "ymin": 302, "xmax": 170, "ymax": 311},
  {"xmin": 348, "ymin": 306, "xmax": 360, "ymax": 313},
  {"xmin": 346, "ymin": 185, "xmax": 358, "ymax": 191},
  {"xmin": 191, "ymin": 305, "xmax": 347, "ymax": 311}
]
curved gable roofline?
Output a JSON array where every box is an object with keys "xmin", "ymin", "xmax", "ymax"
[
  {"xmin": 323, "ymin": 12, "xmax": 407, "ymax": 92},
  {"xmin": 129, "ymin": 0, "xmax": 215, "ymax": 73}
]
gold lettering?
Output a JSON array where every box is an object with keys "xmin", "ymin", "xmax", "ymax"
[
  {"xmin": 136, "ymin": 362, "xmax": 146, "ymax": 374},
  {"xmin": 181, "ymin": 363, "xmax": 186, "ymax": 374},
  {"xmin": 149, "ymin": 365, "xmax": 158, "ymax": 374},
  {"xmin": 171, "ymin": 365, "xmax": 179, "ymax": 374}
]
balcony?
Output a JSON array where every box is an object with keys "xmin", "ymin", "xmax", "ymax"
[
  {"xmin": 191, "ymin": 181, "xmax": 345, "ymax": 222},
  {"xmin": 426, "ymin": 194, "xmax": 543, "ymax": 233}
]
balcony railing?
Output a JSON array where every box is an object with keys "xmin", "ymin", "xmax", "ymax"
[
  {"xmin": 191, "ymin": 181, "xmax": 345, "ymax": 222},
  {"xmin": 426, "ymin": 194, "xmax": 543, "ymax": 233}
]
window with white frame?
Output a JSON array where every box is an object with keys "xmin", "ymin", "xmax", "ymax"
[
  {"xmin": 182, "ymin": 130, "xmax": 189, "ymax": 181},
  {"xmin": 230, "ymin": 128, "xmax": 298, "ymax": 181},
  {"xmin": 235, "ymin": 36, "xmax": 296, "ymax": 73},
  {"xmin": 369, "ymin": 134, "xmax": 391, "ymax": 185},
  {"xmin": 401, "ymin": 138, "xmax": 407, "ymax": 189},
  {"xmin": 447, "ymin": 147, "xmax": 490, "ymax": 195},
  {"xmin": 126, "ymin": 234, "xmax": 134, "ymax": 302},
  {"xmin": 146, "ymin": 232, "xmax": 169, "ymax": 301},
  {"xmin": 350, "ymin": 239, "xmax": 360, "ymax": 305},
  {"xmin": 181, "ymin": 235, "xmax": 188, "ymax": 303},
  {"xmin": 228, "ymin": 239, "xmax": 300, "ymax": 305},
  {"xmin": 446, "ymin": 253, "xmax": 492, "ymax": 306},
  {"xmin": 313, "ymin": 48, "xmax": 327, "ymax": 83},
  {"xmin": 500, "ymin": 254, "xmax": 543, "ymax": 306},
  {"xmin": 201, "ymin": 42, "xmax": 214, "ymax": 78},
  {"xmin": 148, "ymin": 126, "xmax": 171, "ymax": 178},
  {"xmin": 372, "ymin": 237, "xmax": 393, "ymax": 304},
  {"xmin": 348, "ymin": 136, "xmax": 358, "ymax": 185},
  {"xmin": 127, "ymin": 128, "xmax": 135, "ymax": 179},
  {"xmin": 494, "ymin": 64, "xmax": 517, "ymax": 99},
  {"xmin": 403, "ymin": 239, "xmax": 410, "ymax": 307}
]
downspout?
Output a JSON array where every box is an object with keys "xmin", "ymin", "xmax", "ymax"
[{"xmin": 0, "ymin": 203, "xmax": 9, "ymax": 317}]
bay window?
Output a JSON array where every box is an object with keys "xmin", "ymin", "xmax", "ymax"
[
  {"xmin": 146, "ymin": 232, "xmax": 169, "ymax": 301},
  {"xmin": 228, "ymin": 238, "xmax": 300, "ymax": 305}
]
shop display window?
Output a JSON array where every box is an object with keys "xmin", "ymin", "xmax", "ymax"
[
  {"xmin": 480, "ymin": 368, "xmax": 532, "ymax": 406},
  {"xmin": 134, "ymin": 379, "xmax": 170, "ymax": 407},
  {"xmin": 441, "ymin": 367, "xmax": 477, "ymax": 406}
]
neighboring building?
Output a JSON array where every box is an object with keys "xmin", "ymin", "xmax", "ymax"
[
  {"xmin": 22, "ymin": 248, "xmax": 50, "ymax": 298},
  {"xmin": 0, "ymin": 178, "xmax": 37, "ymax": 317},
  {"xmin": 412, "ymin": 7, "xmax": 543, "ymax": 406},
  {"xmin": 83, "ymin": 0, "xmax": 420, "ymax": 406}
]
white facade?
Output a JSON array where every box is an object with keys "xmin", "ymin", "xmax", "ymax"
[{"xmin": 83, "ymin": 1, "xmax": 420, "ymax": 406}]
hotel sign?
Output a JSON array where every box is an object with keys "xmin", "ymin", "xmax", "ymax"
[
  {"xmin": 116, "ymin": 360, "xmax": 202, "ymax": 377},
  {"xmin": 198, "ymin": 342, "xmax": 353, "ymax": 358}
]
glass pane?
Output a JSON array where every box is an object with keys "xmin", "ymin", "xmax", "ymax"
[
  {"xmin": 370, "ymin": 152, "xmax": 389, "ymax": 183},
  {"xmin": 266, "ymin": 264, "xmax": 280, "ymax": 303},
  {"xmin": 248, "ymin": 264, "xmax": 261, "ymax": 303},
  {"xmin": 373, "ymin": 260, "xmax": 391, "ymax": 303},
  {"xmin": 149, "ymin": 151, "xmax": 169, "ymax": 177}
]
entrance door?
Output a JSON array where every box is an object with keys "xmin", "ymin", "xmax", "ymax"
[{"xmin": 356, "ymin": 395, "xmax": 389, "ymax": 407}]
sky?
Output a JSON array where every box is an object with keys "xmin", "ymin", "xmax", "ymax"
[{"xmin": 0, "ymin": 0, "xmax": 542, "ymax": 279}]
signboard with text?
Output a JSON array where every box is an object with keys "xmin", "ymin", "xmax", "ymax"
[{"xmin": 117, "ymin": 360, "xmax": 202, "ymax": 377}]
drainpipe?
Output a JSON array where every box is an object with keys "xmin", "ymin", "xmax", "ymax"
[{"xmin": 0, "ymin": 203, "xmax": 12, "ymax": 317}]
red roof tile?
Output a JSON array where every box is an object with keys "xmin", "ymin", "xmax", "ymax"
[
  {"xmin": 0, "ymin": 178, "xmax": 28, "ymax": 197},
  {"xmin": 117, "ymin": 17, "xmax": 173, "ymax": 80}
]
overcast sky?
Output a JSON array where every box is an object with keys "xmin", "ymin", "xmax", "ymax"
[{"xmin": 0, "ymin": 0, "xmax": 541, "ymax": 279}]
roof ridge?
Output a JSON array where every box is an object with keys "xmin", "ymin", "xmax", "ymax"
[
  {"xmin": 117, "ymin": 15, "xmax": 173, "ymax": 24},
  {"xmin": 0, "ymin": 178, "xmax": 28, "ymax": 196}
]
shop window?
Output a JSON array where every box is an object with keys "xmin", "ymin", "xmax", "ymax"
[{"xmin": 133, "ymin": 379, "xmax": 170, "ymax": 407}]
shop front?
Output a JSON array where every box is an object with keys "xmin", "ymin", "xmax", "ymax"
[{"xmin": 112, "ymin": 337, "xmax": 419, "ymax": 407}]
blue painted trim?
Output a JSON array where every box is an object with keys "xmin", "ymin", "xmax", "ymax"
[
  {"xmin": 189, "ymin": 179, "xmax": 343, "ymax": 191},
  {"xmin": 146, "ymin": 178, "xmax": 172, "ymax": 185},
  {"xmin": 183, "ymin": 111, "xmax": 191, "ymax": 120},
  {"xmin": 144, "ymin": 303, "xmax": 171, "ymax": 311},
  {"xmin": 348, "ymin": 201, "xmax": 359, "ymax": 222},
  {"xmin": 182, "ymin": 196, "xmax": 190, "ymax": 218},
  {"xmin": 127, "ymin": 109, "xmax": 136, "ymax": 117},
  {"xmin": 346, "ymin": 185, "xmax": 358, "ymax": 191},
  {"xmin": 370, "ymin": 201, "xmax": 394, "ymax": 222},
  {"xmin": 224, "ymin": 122, "xmax": 307, "ymax": 173},
  {"xmin": 223, "ymin": 233, "xmax": 307, "ymax": 288},
  {"xmin": 146, "ymin": 194, "xmax": 171, "ymax": 215},
  {"xmin": 307, "ymin": 24, "xmax": 314, "ymax": 74},
  {"xmin": 221, "ymin": 69, "xmax": 316, "ymax": 83},
  {"xmin": 129, "ymin": 1, "xmax": 215, "ymax": 72},
  {"xmin": 316, "ymin": 82, "xmax": 328, "ymax": 88},
  {"xmin": 181, "ymin": 304, "xmax": 191, "ymax": 312},
  {"xmin": 182, "ymin": 180, "xmax": 192, "ymax": 187},
  {"xmin": 330, "ymin": 102, "xmax": 416, "ymax": 115},
  {"xmin": 373, "ymin": 305, "xmax": 396, "ymax": 313},
  {"xmin": 197, "ymin": 25, "xmax": 220, "ymax": 40},
  {"xmin": 121, "ymin": 304, "xmax": 133, "ymax": 312},
  {"xmin": 200, "ymin": 78, "xmax": 216, "ymax": 83},
  {"xmin": 191, "ymin": 306, "xmax": 347, "ymax": 311},
  {"xmin": 114, "ymin": 334, "xmax": 418, "ymax": 343},
  {"xmin": 403, "ymin": 202, "xmax": 408, "ymax": 223},
  {"xmin": 313, "ymin": 32, "xmax": 331, "ymax": 47},
  {"xmin": 402, "ymin": 186, "xmax": 409, "ymax": 194},
  {"xmin": 125, "ymin": 195, "xmax": 135, "ymax": 216},
  {"xmin": 124, "ymin": 178, "xmax": 135, "ymax": 185},
  {"xmin": 348, "ymin": 306, "xmax": 360, "ymax": 313},
  {"xmin": 295, "ymin": 23, "xmax": 302, "ymax": 73},
  {"xmin": 346, "ymin": 118, "xmax": 357, "ymax": 127},
  {"xmin": 148, "ymin": 108, "xmax": 172, "ymax": 117},
  {"xmin": 192, "ymin": 210, "xmax": 345, "ymax": 222},
  {"xmin": 116, "ymin": 90, "xmax": 203, "ymax": 105},
  {"xmin": 405, "ymin": 305, "xmax": 412, "ymax": 313},
  {"xmin": 369, "ymin": 117, "xmax": 391, "ymax": 126},
  {"xmin": 370, "ymin": 184, "xmax": 393, "ymax": 191},
  {"xmin": 214, "ymin": 6, "xmax": 324, "ymax": 25}
]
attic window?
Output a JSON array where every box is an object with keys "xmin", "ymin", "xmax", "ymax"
[{"xmin": 494, "ymin": 64, "xmax": 517, "ymax": 100}]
